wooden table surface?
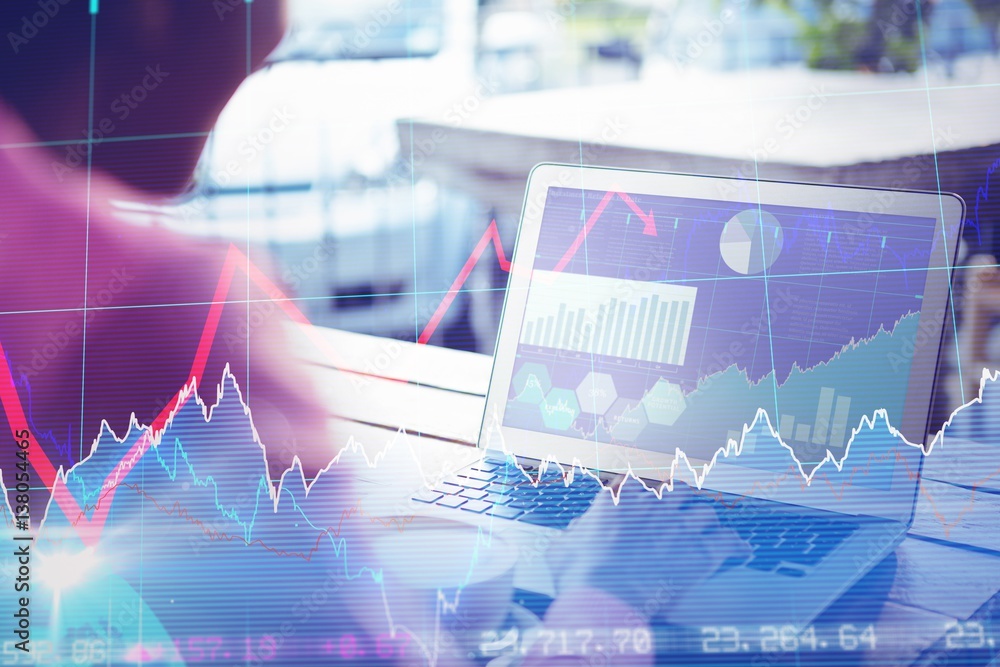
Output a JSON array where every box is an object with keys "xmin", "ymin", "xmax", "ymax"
[{"xmin": 313, "ymin": 325, "xmax": 1000, "ymax": 664}]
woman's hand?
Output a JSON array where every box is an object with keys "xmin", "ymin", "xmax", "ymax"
[{"xmin": 546, "ymin": 476, "xmax": 748, "ymax": 616}]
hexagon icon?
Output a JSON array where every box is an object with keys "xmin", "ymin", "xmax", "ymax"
[
  {"xmin": 512, "ymin": 362, "xmax": 551, "ymax": 405},
  {"xmin": 575, "ymin": 372, "xmax": 617, "ymax": 414},
  {"xmin": 540, "ymin": 388, "xmax": 580, "ymax": 431},
  {"xmin": 604, "ymin": 398, "xmax": 648, "ymax": 442},
  {"xmin": 641, "ymin": 380, "xmax": 687, "ymax": 426}
]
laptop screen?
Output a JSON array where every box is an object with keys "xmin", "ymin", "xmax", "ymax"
[{"xmin": 496, "ymin": 178, "xmax": 952, "ymax": 518}]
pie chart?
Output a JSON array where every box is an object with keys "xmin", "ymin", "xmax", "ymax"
[{"xmin": 719, "ymin": 209, "xmax": 784, "ymax": 275}]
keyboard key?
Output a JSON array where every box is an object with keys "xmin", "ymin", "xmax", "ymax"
[
  {"xmin": 412, "ymin": 490, "xmax": 444, "ymax": 504},
  {"xmin": 780, "ymin": 537, "xmax": 811, "ymax": 552},
  {"xmin": 460, "ymin": 499, "xmax": 493, "ymax": 514},
  {"xmin": 445, "ymin": 479, "xmax": 489, "ymax": 491},
  {"xmin": 806, "ymin": 536, "xmax": 843, "ymax": 560},
  {"xmin": 484, "ymin": 493, "xmax": 512, "ymax": 506},
  {"xmin": 458, "ymin": 469, "xmax": 496, "ymax": 482},
  {"xmin": 747, "ymin": 556, "xmax": 780, "ymax": 572},
  {"xmin": 751, "ymin": 534, "xmax": 780, "ymax": 549},
  {"xmin": 717, "ymin": 555, "xmax": 750, "ymax": 573},
  {"xmin": 429, "ymin": 463, "xmax": 603, "ymax": 529},
  {"xmin": 508, "ymin": 501, "xmax": 538, "ymax": 510},
  {"xmin": 755, "ymin": 527, "xmax": 787, "ymax": 539},
  {"xmin": 783, "ymin": 551, "xmax": 823, "ymax": 567},
  {"xmin": 487, "ymin": 506, "xmax": 524, "ymax": 520},
  {"xmin": 776, "ymin": 567, "xmax": 807, "ymax": 578},
  {"xmin": 559, "ymin": 501, "xmax": 595, "ymax": 517},
  {"xmin": 521, "ymin": 510, "xmax": 573, "ymax": 529}
]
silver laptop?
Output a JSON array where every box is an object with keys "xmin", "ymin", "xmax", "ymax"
[{"xmin": 404, "ymin": 164, "xmax": 964, "ymax": 626}]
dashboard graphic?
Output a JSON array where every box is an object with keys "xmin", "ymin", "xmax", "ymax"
[
  {"xmin": 503, "ymin": 186, "xmax": 939, "ymax": 473},
  {"xmin": 720, "ymin": 209, "xmax": 785, "ymax": 275},
  {"xmin": 520, "ymin": 271, "xmax": 698, "ymax": 365}
]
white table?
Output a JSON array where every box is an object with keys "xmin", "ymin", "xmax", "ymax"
[{"xmin": 400, "ymin": 67, "xmax": 1000, "ymax": 240}]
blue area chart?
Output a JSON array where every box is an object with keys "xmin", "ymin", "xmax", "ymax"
[{"xmin": 0, "ymin": 373, "xmax": 399, "ymax": 666}]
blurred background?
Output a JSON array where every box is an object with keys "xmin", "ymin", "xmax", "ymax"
[{"xmin": 116, "ymin": 0, "xmax": 1000, "ymax": 365}]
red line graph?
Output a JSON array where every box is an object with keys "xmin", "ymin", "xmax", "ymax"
[
  {"xmin": 417, "ymin": 219, "xmax": 509, "ymax": 345},
  {"xmin": 0, "ymin": 243, "xmax": 348, "ymax": 547},
  {"xmin": 416, "ymin": 190, "xmax": 657, "ymax": 344}
]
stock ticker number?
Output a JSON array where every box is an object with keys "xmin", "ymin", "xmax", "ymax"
[
  {"xmin": 479, "ymin": 627, "xmax": 654, "ymax": 658},
  {"xmin": 701, "ymin": 624, "xmax": 877, "ymax": 654}
]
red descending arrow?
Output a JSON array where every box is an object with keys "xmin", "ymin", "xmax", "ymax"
[
  {"xmin": 616, "ymin": 191, "xmax": 658, "ymax": 236},
  {"xmin": 549, "ymin": 189, "xmax": 657, "ymax": 272}
]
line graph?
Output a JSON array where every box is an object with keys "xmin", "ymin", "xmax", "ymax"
[
  {"xmin": 4, "ymin": 355, "xmax": 1000, "ymax": 667},
  {"xmin": 495, "ymin": 366, "xmax": 1000, "ymax": 542},
  {"xmin": 488, "ymin": 361, "xmax": 1000, "ymax": 542},
  {"xmin": 15, "ymin": 332, "xmax": 999, "ymax": 553},
  {"xmin": 0, "ymin": 243, "xmax": 353, "ymax": 547},
  {"xmin": 417, "ymin": 219, "xmax": 509, "ymax": 345},
  {"xmin": 416, "ymin": 189, "xmax": 658, "ymax": 344},
  {"xmin": 554, "ymin": 190, "xmax": 658, "ymax": 275},
  {"xmin": 971, "ymin": 155, "xmax": 1000, "ymax": 245}
]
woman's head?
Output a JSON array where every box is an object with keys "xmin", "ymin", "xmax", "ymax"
[{"xmin": 0, "ymin": 0, "xmax": 286, "ymax": 194}]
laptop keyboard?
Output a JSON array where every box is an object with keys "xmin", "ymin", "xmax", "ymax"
[
  {"xmin": 414, "ymin": 459, "xmax": 859, "ymax": 574},
  {"xmin": 412, "ymin": 456, "xmax": 603, "ymax": 529},
  {"xmin": 717, "ymin": 507, "xmax": 859, "ymax": 576}
]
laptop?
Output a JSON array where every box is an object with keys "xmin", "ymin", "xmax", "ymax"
[{"xmin": 402, "ymin": 164, "xmax": 964, "ymax": 626}]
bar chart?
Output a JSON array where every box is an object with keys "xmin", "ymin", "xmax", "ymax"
[
  {"xmin": 777, "ymin": 386, "xmax": 854, "ymax": 453},
  {"xmin": 520, "ymin": 270, "xmax": 698, "ymax": 365}
]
